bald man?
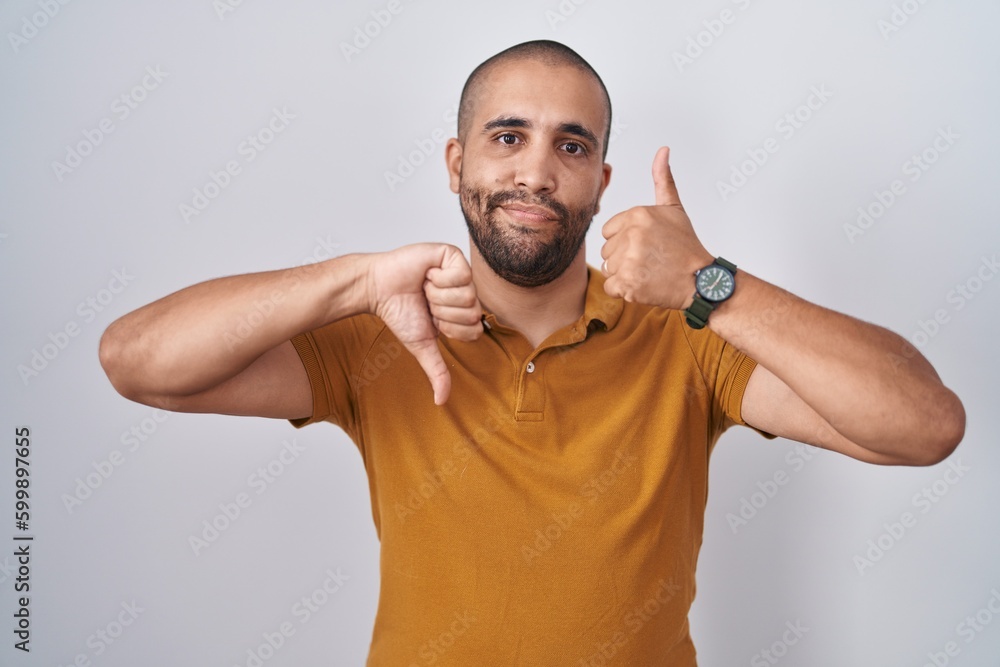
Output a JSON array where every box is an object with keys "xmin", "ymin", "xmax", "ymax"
[{"xmin": 101, "ymin": 40, "xmax": 964, "ymax": 665}]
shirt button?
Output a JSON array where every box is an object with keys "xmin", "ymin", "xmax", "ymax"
[{"xmin": 526, "ymin": 361, "xmax": 536, "ymax": 373}]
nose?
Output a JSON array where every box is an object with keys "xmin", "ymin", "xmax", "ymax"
[{"xmin": 513, "ymin": 144, "xmax": 556, "ymax": 195}]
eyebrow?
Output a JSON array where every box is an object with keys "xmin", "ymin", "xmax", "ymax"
[{"xmin": 482, "ymin": 115, "xmax": 600, "ymax": 150}]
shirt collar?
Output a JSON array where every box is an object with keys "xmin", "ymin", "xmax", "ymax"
[
  {"xmin": 479, "ymin": 265, "xmax": 624, "ymax": 337},
  {"xmin": 582, "ymin": 265, "xmax": 624, "ymax": 332}
]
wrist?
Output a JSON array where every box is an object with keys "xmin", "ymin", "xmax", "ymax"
[
  {"xmin": 679, "ymin": 251, "xmax": 714, "ymax": 310},
  {"xmin": 683, "ymin": 256, "xmax": 736, "ymax": 329},
  {"xmin": 312, "ymin": 253, "xmax": 377, "ymax": 323}
]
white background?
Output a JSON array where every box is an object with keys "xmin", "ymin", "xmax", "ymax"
[{"xmin": 2, "ymin": 1, "xmax": 999, "ymax": 665}]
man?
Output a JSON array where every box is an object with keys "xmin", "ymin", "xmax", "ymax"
[{"xmin": 100, "ymin": 40, "xmax": 964, "ymax": 665}]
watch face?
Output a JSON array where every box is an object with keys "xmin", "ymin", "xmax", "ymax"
[{"xmin": 696, "ymin": 265, "xmax": 735, "ymax": 302}]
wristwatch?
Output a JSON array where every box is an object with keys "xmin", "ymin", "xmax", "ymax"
[{"xmin": 684, "ymin": 257, "xmax": 737, "ymax": 329}]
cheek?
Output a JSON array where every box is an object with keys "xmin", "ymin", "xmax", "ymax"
[{"xmin": 569, "ymin": 181, "xmax": 603, "ymax": 216}]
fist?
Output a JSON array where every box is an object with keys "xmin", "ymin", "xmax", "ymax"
[
  {"xmin": 600, "ymin": 147, "xmax": 713, "ymax": 310},
  {"xmin": 369, "ymin": 243, "xmax": 482, "ymax": 405}
]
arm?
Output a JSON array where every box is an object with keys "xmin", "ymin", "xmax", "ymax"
[
  {"xmin": 713, "ymin": 276, "xmax": 964, "ymax": 466},
  {"xmin": 99, "ymin": 244, "xmax": 482, "ymax": 417},
  {"xmin": 599, "ymin": 146, "xmax": 965, "ymax": 466}
]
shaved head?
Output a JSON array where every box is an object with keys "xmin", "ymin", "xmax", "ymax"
[{"xmin": 457, "ymin": 40, "xmax": 612, "ymax": 159}]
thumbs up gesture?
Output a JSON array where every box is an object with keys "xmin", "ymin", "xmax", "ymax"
[{"xmin": 600, "ymin": 146, "xmax": 714, "ymax": 310}]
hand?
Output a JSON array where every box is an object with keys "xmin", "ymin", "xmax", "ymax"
[
  {"xmin": 600, "ymin": 146, "xmax": 713, "ymax": 310},
  {"xmin": 368, "ymin": 243, "xmax": 482, "ymax": 405}
]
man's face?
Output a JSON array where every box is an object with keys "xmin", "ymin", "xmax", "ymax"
[{"xmin": 446, "ymin": 59, "xmax": 612, "ymax": 288}]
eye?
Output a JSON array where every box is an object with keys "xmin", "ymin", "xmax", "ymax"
[
  {"xmin": 561, "ymin": 141, "xmax": 587, "ymax": 156},
  {"xmin": 497, "ymin": 133, "xmax": 520, "ymax": 145}
]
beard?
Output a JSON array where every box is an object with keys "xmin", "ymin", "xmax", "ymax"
[{"xmin": 459, "ymin": 182, "xmax": 599, "ymax": 288}]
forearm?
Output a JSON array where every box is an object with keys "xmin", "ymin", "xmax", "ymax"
[
  {"xmin": 100, "ymin": 253, "xmax": 372, "ymax": 400},
  {"xmin": 708, "ymin": 272, "xmax": 965, "ymax": 458}
]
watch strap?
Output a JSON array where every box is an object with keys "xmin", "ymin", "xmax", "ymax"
[
  {"xmin": 716, "ymin": 256, "xmax": 737, "ymax": 274},
  {"xmin": 684, "ymin": 295, "xmax": 714, "ymax": 330}
]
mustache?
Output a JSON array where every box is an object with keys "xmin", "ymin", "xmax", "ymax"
[{"xmin": 484, "ymin": 190, "xmax": 570, "ymax": 221}]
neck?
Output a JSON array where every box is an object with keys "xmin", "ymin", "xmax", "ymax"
[{"xmin": 470, "ymin": 241, "xmax": 589, "ymax": 349}]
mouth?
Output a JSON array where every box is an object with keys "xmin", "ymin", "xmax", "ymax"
[{"xmin": 499, "ymin": 204, "xmax": 558, "ymax": 225}]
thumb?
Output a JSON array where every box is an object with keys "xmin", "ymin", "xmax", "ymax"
[
  {"xmin": 431, "ymin": 244, "xmax": 473, "ymax": 286},
  {"xmin": 653, "ymin": 146, "xmax": 682, "ymax": 207},
  {"xmin": 404, "ymin": 338, "xmax": 451, "ymax": 405}
]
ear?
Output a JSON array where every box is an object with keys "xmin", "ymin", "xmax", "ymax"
[
  {"xmin": 594, "ymin": 162, "xmax": 612, "ymax": 215},
  {"xmin": 445, "ymin": 138, "xmax": 463, "ymax": 194}
]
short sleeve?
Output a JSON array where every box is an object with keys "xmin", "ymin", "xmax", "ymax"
[
  {"xmin": 286, "ymin": 314, "xmax": 386, "ymax": 442},
  {"xmin": 679, "ymin": 317, "xmax": 777, "ymax": 441}
]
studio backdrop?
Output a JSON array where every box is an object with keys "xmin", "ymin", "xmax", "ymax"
[{"xmin": 2, "ymin": 1, "xmax": 998, "ymax": 665}]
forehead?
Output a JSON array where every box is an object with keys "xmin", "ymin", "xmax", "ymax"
[{"xmin": 471, "ymin": 59, "xmax": 607, "ymax": 135}]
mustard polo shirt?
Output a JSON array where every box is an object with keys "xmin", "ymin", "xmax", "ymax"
[{"xmin": 289, "ymin": 266, "xmax": 769, "ymax": 666}]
